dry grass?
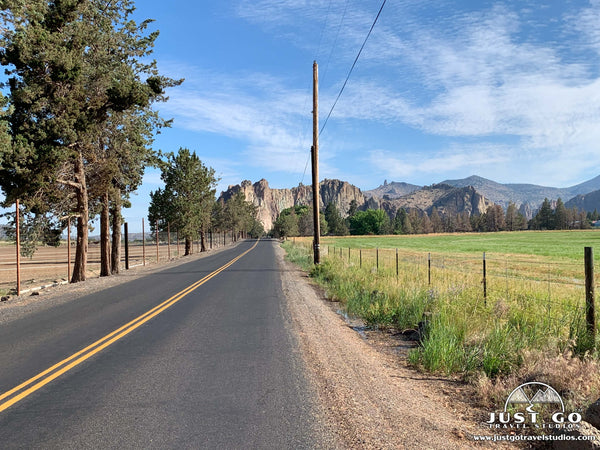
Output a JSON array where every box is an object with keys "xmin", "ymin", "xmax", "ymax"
[{"xmin": 476, "ymin": 350, "xmax": 600, "ymax": 412}]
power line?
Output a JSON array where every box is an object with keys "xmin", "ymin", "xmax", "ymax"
[
  {"xmin": 321, "ymin": 0, "xmax": 351, "ymax": 90},
  {"xmin": 298, "ymin": 0, "xmax": 333, "ymax": 186},
  {"xmin": 319, "ymin": 0, "xmax": 387, "ymax": 136}
]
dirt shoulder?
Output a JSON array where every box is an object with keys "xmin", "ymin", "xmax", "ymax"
[
  {"xmin": 276, "ymin": 243, "xmax": 504, "ymax": 449},
  {"xmin": 0, "ymin": 242, "xmax": 242, "ymax": 325}
]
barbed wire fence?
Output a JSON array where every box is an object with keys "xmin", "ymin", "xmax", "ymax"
[
  {"xmin": 290, "ymin": 238, "xmax": 597, "ymax": 344},
  {"xmin": 0, "ymin": 213, "xmax": 240, "ymax": 297}
]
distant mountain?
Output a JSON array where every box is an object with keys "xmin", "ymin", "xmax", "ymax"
[
  {"xmin": 565, "ymin": 190, "xmax": 600, "ymax": 213},
  {"xmin": 377, "ymin": 184, "xmax": 493, "ymax": 218},
  {"xmin": 364, "ymin": 180, "xmax": 421, "ymax": 199},
  {"xmin": 441, "ymin": 174, "xmax": 600, "ymax": 218}
]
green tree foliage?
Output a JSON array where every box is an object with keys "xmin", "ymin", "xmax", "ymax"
[
  {"xmin": 554, "ymin": 198, "xmax": 568, "ymax": 230},
  {"xmin": 324, "ymin": 202, "xmax": 348, "ymax": 236},
  {"xmin": 530, "ymin": 198, "xmax": 554, "ymax": 230},
  {"xmin": 148, "ymin": 149, "xmax": 217, "ymax": 255},
  {"xmin": 430, "ymin": 207, "xmax": 443, "ymax": 233},
  {"xmin": 273, "ymin": 207, "xmax": 299, "ymax": 238},
  {"xmin": 349, "ymin": 209, "xmax": 389, "ymax": 235},
  {"xmin": 394, "ymin": 208, "xmax": 407, "ymax": 234},
  {"xmin": 0, "ymin": 0, "xmax": 180, "ymax": 281},
  {"xmin": 485, "ymin": 204, "xmax": 506, "ymax": 232},
  {"xmin": 505, "ymin": 202, "xmax": 526, "ymax": 231},
  {"xmin": 223, "ymin": 192, "xmax": 261, "ymax": 241},
  {"xmin": 272, "ymin": 205, "xmax": 327, "ymax": 238}
]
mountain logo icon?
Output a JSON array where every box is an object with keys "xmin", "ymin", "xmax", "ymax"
[{"xmin": 504, "ymin": 382, "xmax": 564, "ymax": 412}]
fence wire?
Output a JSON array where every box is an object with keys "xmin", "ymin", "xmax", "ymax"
[{"xmin": 0, "ymin": 225, "xmax": 238, "ymax": 295}]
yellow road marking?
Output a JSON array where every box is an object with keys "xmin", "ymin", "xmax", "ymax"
[{"xmin": 0, "ymin": 240, "xmax": 259, "ymax": 413}]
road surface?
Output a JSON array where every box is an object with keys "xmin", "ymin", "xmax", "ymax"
[{"xmin": 0, "ymin": 239, "xmax": 327, "ymax": 449}]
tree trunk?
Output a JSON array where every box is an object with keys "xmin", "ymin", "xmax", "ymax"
[
  {"xmin": 110, "ymin": 189, "xmax": 121, "ymax": 275},
  {"xmin": 185, "ymin": 238, "xmax": 192, "ymax": 256},
  {"xmin": 200, "ymin": 229, "xmax": 207, "ymax": 252},
  {"xmin": 71, "ymin": 153, "xmax": 88, "ymax": 283},
  {"xmin": 100, "ymin": 190, "xmax": 111, "ymax": 277}
]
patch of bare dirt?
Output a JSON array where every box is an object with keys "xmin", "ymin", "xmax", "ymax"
[{"xmin": 276, "ymin": 244, "xmax": 509, "ymax": 449}]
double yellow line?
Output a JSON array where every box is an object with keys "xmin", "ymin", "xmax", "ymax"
[{"xmin": 0, "ymin": 240, "xmax": 259, "ymax": 413}]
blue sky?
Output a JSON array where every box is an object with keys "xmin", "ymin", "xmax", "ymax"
[{"xmin": 7, "ymin": 0, "xmax": 600, "ymax": 230}]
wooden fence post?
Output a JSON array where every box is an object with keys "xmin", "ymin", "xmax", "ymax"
[
  {"xmin": 376, "ymin": 248, "xmax": 379, "ymax": 271},
  {"xmin": 360, "ymin": 249, "xmax": 362, "ymax": 268},
  {"xmin": 142, "ymin": 218, "xmax": 145, "ymax": 266},
  {"xmin": 396, "ymin": 248, "xmax": 399, "ymax": 278},
  {"xmin": 67, "ymin": 217, "xmax": 71, "ymax": 283},
  {"xmin": 155, "ymin": 220, "xmax": 159, "ymax": 263},
  {"xmin": 15, "ymin": 200, "xmax": 20, "ymax": 296},
  {"xmin": 585, "ymin": 247, "xmax": 596, "ymax": 345},
  {"xmin": 124, "ymin": 222, "xmax": 129, "ymax": 270},
  {"xmin": 167, "ymin": 222, "xmax": 171, "ymax": 259}
]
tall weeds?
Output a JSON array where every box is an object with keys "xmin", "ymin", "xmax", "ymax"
[{"xmin": 282, "ymin": 239, "xmax": 599, "ymax": 404}]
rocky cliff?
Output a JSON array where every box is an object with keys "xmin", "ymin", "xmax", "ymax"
[
  {"xmin": 376, "ymin": 184, "xmax": 493, "ymax": 218},
  {"xmin": 219, "ymin": 179, "xmax": 366, "ymax": 231}
]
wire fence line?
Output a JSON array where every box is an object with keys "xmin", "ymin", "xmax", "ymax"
[
  {"xmin": 0, "ymin": 220, "xmax": 240, "ymax": 296},
  {"xmin": 290, "ymin": 239, "xmax": 597, "ymax": 326}
]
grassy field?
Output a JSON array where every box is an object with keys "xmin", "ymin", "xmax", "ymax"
[
  {"xmin": 318, "ymin": 230, "xmax": 600, "ymax": 261},
  {"xmin": 283, "ymin": 230, "xmax": 600, "ymax": 409}
]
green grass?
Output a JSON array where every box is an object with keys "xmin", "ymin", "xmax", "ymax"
[
  {"xmin": 283, "ymin": 231, "xmax": 599, "ymax": 382},
  {"xmin": 318, "ymin": 230, "xmax": 600, "ymax": 262}
]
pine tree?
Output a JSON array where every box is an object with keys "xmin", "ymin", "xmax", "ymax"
[
  {"xmin": 554, "ymin": 198, "xmax": 568, "ymax": 230},
  {"xmin": 0, "ymin": 0, "xmax": 180, "ymax": 281},
  {"xmin": 149, "ymin": 149, "xmax": 217, "ymax": 255},
  {"xmin": 430, "ymin": 207, "xmax": 444, "ymax": 233},
  {"xmin": 324, "ymin": 202, "xmax": 348, "ymax": 236}
]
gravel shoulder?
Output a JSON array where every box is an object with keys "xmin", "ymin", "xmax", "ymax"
[{"xmin": 276, "ymin": 243, "xmax": 501, "ymax": 449}]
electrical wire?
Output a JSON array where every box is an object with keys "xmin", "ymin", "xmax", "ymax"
[{"xmin": 319, "ymin": 0, "xmax": 387, "ymax": 136}]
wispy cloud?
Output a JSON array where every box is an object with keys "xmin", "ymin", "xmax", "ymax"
[
  {"xmin": 159, "ymin": 67, "xmax": 314, "ymax": 179},
  {"xmin": 160, "ymin": 1, "xmax": 600, "ymax": 188}
]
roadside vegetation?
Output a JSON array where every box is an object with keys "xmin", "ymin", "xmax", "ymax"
[{"xmin": 282, "ymin": 231, "xmax": 600, "ymax": 410}]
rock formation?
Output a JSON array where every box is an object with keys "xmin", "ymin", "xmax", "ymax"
[
  {"xmin": 219, "ymin": 179, "xmax": 366, "ymax": 231},
  {"xmin": 219, "ymin": 179, "xmax": 498, "ymax": 231}
]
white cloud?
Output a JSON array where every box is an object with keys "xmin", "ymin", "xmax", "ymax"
[
  {"xmin": 158, "ymin": 67, "xmax": 314, "ymax": 178},
  {"xmin": 369, "ymin": 146, "xmax": 510, "ymax": 180},
  {"xmin": 160, "ymin": 2, "xmax": 600, "ymax": 188}
]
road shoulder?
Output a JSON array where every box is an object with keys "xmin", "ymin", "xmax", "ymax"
[{"xmin": 277, "ymin": 243, "xmax": 496, "ymax": 449}]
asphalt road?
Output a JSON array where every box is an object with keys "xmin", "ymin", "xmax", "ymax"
[{"xmin": 0, "ymin": 239, "xmax": 326, "ymax": 449}]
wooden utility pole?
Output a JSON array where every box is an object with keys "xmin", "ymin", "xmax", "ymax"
[
  {"xmin": 15, "ymin": 200, "xmax": 20, "ymax": 296},
  {"xmin": 312, "ymin": 61, "xmax": 321, "ymax": 265}
]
